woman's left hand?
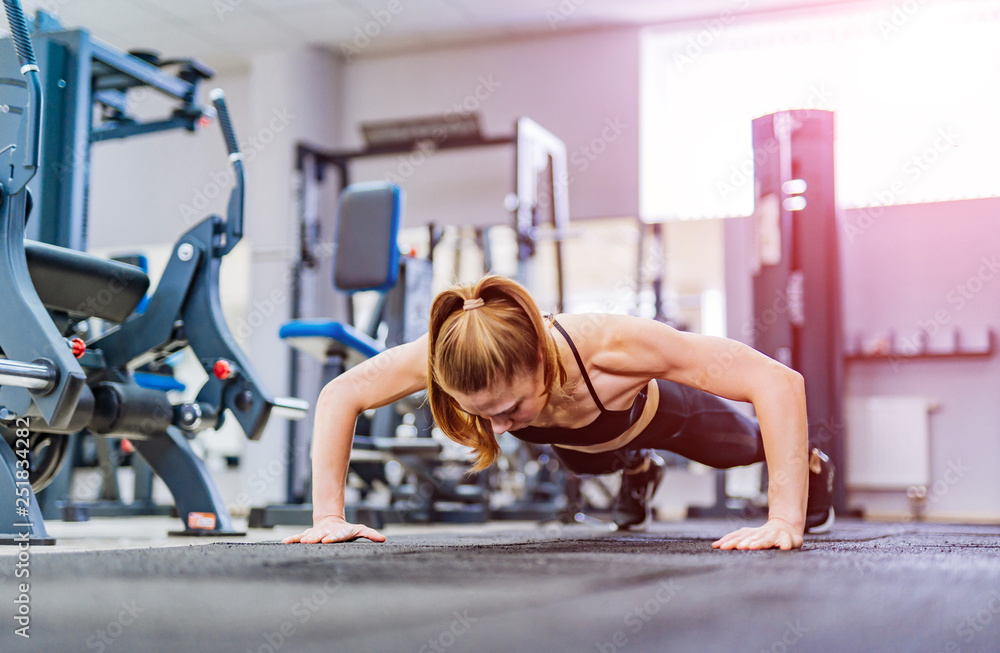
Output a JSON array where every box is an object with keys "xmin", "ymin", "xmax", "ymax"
[{"xmin": 712, "ymin": 518, "xmax": 804, "ymax": 551}]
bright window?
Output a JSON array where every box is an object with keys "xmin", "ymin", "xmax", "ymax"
[{"xmin": 640, "ymin": 1, "xmax": 1000, "ymax": 221}]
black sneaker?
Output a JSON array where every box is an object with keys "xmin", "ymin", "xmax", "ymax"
[
  {"xmin": 805, "ymin": 448, "xmax": 835, "ymax": 534},
  {"xmin": 612, "ymin": 451, "xmax": 665, "ymax": 530}
]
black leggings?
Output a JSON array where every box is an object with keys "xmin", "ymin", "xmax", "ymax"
[{"xmin": 550, "ymin": 379, "xmax": 765, "ymax": 476}]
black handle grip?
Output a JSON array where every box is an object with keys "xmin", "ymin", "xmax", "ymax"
[
  {"xmin": 3, "ymin": 0, "xmax": 35, "ymax": 69},
  {"xmin": 209, "ymin": 88, "xmax": 244, "ymax": 255},
  {"xmin": 210, "ymin": 88, "xmax": 240, "ymax": 156}
]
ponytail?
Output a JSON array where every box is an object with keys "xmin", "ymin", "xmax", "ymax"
[{"xmin": 427, "ymin": 275, "xmax": 566, "ymax": 472}]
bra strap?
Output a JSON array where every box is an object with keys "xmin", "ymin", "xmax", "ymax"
[{"xmin": 551, "ymin": 320, "xmax": 607, "ymax": 412}]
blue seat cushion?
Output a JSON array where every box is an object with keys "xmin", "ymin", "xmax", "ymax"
[
  {"xmin": 335, "ymin": 183, "xmax": 402, "ymax": 293},
  {"xmin": 133, "ymin": 372, "xmax": 186, "ymax": 393},
  {"xmin": 279, "ymin": 319, "xmax": 383, "ymax": 361}
]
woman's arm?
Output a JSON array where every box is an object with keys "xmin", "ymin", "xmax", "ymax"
[
  {"xmin": 282, "ymin": 333, "xmax": 429, "ymax": 544},
  {"xmin": 595, "ymin": 315, "xmax": 809, "ymax": 550}
]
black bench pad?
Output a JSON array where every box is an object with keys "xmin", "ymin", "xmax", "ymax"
[{"xmin": 25, "ymin": 240, "xmax": 150, "ymax": 323}]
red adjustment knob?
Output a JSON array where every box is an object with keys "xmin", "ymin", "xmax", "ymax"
[
  {"xmin": 70, "ymin": 338, "xmax": 86, "ymax": 359},
  {"xmin": 213, "ymin": 359, "xmax": 232, "ymax": 380},
  {"xmin": 121, "ymin": 438, "xmax": 135, "ymax": 455},
  {"xmin": 198, "ymin": 114, "xmax": 213, "ymax": 129}
]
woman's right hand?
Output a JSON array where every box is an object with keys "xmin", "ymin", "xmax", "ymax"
[{"xmin": 281, "ymin": 515, "xmax": 386, "ymax": 544}]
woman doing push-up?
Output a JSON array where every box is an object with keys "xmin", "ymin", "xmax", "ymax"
[{"xmin": 283, "ymin": 275, "xmax": 834, "ymax": 550}]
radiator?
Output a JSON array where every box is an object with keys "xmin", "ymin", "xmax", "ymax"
[{"xmin": 845, "ymin": 396, "xmax": 936, "ymax": 489}]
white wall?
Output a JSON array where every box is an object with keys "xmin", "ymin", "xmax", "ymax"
[
  {"xmin": 727, "ymin": 198, "xmax": 1000, "ymax": 521},
  {"xmin": 840, "ymin": 198, "xmax": 1000, "ymax": 520},
  {"xmin": 89, "ymin": 72, "xmax": 250, "ymax": 250},
  {"xmin": 234, "ymin": 48, "xmax": 343, "ymax": 507},
  {"xmin": 340, "ymin": 27, "xmax": 641, "ymax": 228}
]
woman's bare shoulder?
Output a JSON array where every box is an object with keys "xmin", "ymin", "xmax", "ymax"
[
  {"xmin": 553, "ymin": 313, "xmax": 683, "ymax": 372},
  {"xmin": 550, "ymin": 312, "xmax": 621, "ymax": 330},
  {"xmin": 551, "ymin": 313, "xmax": 649, "ymax": 355},
  {"xmin": 552, "ymin": 313, "xmax": 650, "ymax": 339}
]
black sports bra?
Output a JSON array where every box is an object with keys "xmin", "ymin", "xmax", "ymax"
[{"xmin": 512, "ymin": 320, "xmax": 648, "ymax": 447}]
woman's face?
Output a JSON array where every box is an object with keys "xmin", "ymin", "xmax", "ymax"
[{"xmin": 448, "ymin": 366, "xmax": 549, "ymax": 435}]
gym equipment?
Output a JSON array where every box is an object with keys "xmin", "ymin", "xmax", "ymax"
[
  {"xmin": 293, "ymin": 112, "xmax": 570, "ymax": 311},
  {"xmin": 257, "ymin": 114, "xmax": 573, "ymax": 525},
  {"xmin": 0, "ymin": 3, "xmax": 306, "ymax": 544},
  {"xmin": 35, "ymin": 256, "xmax": 189, "ymax": 523},
  {"xmin": 251, "ymin": 182, "xmax": 490, "ymax": 528},
  {"xmin": 748, "ymin": 110, "xmax": 845, "ymax": 512},
  {"xmin": 699, "ymin": 109, "xmax": 845, "ymax": 520},
  {"xmin": 14, "ymin": 11, "xmax": 222, "ymax": 523},
  {"xmin": 23, "ymin": 11, "xmax": 215, "ymax": 250}
]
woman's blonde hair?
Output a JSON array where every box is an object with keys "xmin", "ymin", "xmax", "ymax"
[{"xmin": 427, "ymin": 275, "xmax": 566, "ymax": 472}]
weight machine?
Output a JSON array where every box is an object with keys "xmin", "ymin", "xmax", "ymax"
[
  {"xmin": 0, "ymin": 4, "xmax": 306, "ymax": 544},
  {"xmin": 249, "ymin": 113, "xmax": 576, "ymax": 527},
  {"xmin": 692, "ymin": 109, "xmax": 846, "ymax": 520}
]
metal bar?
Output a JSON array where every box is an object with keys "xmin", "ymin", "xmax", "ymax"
[
  {"xmin": 92, "ymin": 88, "xmax": 128, "ymax": 114},
  {"xmin": 271, "ymin": 397, "xmax": 309, "ymax": 421},
  {"xmin": 298, "ymin": 135, "xmax": 516, "ymax": 169},
  {"xmin": 89, "ymin": 39, "xmax": 192, "ymax": 100},
  {"xmin": 285, "ymin": 154, "xmax": 319, "ymax": 503},
  {"xmin": 209, "ymin": 88, "xmax": 244, "ymax": 256},
  {"xmin": 89, "ymin": 115, "xmax": 198, "ymax": 143},
  {"xmin": 0, "ymin": 358, "xmax": 54, "ymax": 390}
]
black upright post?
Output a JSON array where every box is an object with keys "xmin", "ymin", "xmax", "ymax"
[{"xmin": 751, "ymin": 110, "xmax": 845, "ymax": 513}]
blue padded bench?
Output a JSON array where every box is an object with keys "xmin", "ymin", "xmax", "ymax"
[
  {"xmin": 279, "ymin": 182, "xmax": 402, "ymax": 362},
  {"xmin": 278, "ymin": 319, "xmax": 383, "ymax": 362}
]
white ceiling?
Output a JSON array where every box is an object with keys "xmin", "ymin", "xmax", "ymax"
[{"xmin": 15, "ymin": 0, "xmax": 846, "ymax": 73}]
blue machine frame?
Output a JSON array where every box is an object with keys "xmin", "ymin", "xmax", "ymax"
[{"xmin": 0, "ymin": 5, "xmax": 304, "ymax": 544}]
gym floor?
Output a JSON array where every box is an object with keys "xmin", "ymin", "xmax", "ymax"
[{"xmin": 2, "ymin": 517, "xmax": 999, "ymax": 652}]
